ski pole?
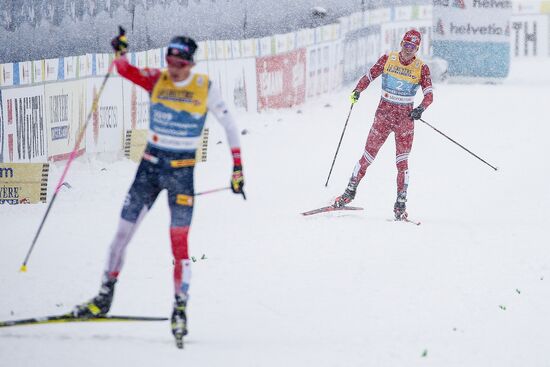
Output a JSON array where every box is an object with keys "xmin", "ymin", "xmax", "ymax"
[
  {"xmin": 194, "ymin": 187, "xmax": 231, "ymax": 196},
  {"xmin": 325, "ymin": 104, "xmax": 354, "ymax": 187},
  {"xmin": 20, "ymin": 61, "xmax": 116, "ymax": 273},
  {"xmin": 195, "ymin": 186, "xmax": 246, "ymax": 200},
  {"xmin": 419, "ymin": 118, "xmax": 498, "ymax": 171}
]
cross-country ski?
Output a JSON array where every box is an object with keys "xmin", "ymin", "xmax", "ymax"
[{"xmin": 0, "ymin": 314, "xmax": 168, "ymax": 328}]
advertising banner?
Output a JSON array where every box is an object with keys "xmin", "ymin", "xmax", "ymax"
[
  {"xmin": 241, "ymin": 39, "xmax": 258, "ymax": 58},
  {"xmin": 343, "ymin": 25, "xmax": 382, "ymax": 84},
  {"xmin": 64, "ymin": 56, "xmax": 78, "ymax": 79},
  {"xmin": 44, "ymin": 80, "xmax": 87, "ymax": 161},
  {"xmin": 0, "ymin": 163, "xmax": 48, "ymax": 204},
  {"xmin": 123, "ymin": 129, "xmax": 147, "ymax": 163},
  {"xmin": 259, "ymin": 37, "xmax": 273, "ymax": 57},
  {"xmin": 381, "ymin": 21, "xmax": 433, "ymax": 57},
  {"xmin": 306, "ymin": 41, "xmax": 343, "ymax": 100},
  {"xmin": 33, "ymin": 60, "xmax": 45, "ymax": 84},
  {"xmin": 207, "ymin": 59, "xmax": 229, "ymax": 103},
  {"xmin": 147, "ymin": 48, "xmax": 163, "ymax": 68},
  {"xmin": 256, "ymin": 48, "xmax": 306, "ymax": 111},
  {"xmin": 1, "ymin": 63, "xmax": 14, "ymax": 86},
  {"xmin": 231, "ymin": 41, "xmax": 242, "ymax": 59},
  {"xmin": 85, "ymin": 77, "xmax": 124, "ymax": 153},
  {"xmin": 18, "ymin": 61, "xmax": 32, "ymax": 85},
  {"xmin": 433, "ymin": 0, "xmax": 512, "ymax": 79},
  {"xmin": 0, "ymin": 89, "xmax": 3, "ymax": 162},
  {"xmin": 1, "ymin": 85, "xmax": 47, "ymax": 162},
  {"xmin": 196, "ymin": 42, "xmax": 208, "ymax": 61},
  {"xmin": 94, "ymin": 54, "xmax": 112, "ymax": 76},
  {"xmin": 224, "ymin": 58, "xmax": 258, "ymax": 113},
  {"xmin": 510, "ymin": 15, "xmax": 549, "ymax": 57},
  {"xmin": 44, "ymin": 58, "xmax": 59, "ymax": 81},
  {"xmin": 79, "ymin": 54, "xmax": 93, "ymax": 77},
  {"xmin": 122, "ymin": 79, "xmax": 150, "ymax": 132}
]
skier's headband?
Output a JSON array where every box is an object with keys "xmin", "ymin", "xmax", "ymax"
[
  {"xmin": 402, "ymin": 32, "xmax": 421, "ymax": 47},
  {"xmin": 167, "ymin": 43, "xmax": 194, "ymax": 63}
]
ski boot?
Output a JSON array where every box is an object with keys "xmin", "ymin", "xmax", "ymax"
[
  {"xmin": 334, "ymin": 178, "xmax": 358, "ymax": 207},
  {"xmin": 393, "ymin": 192, "xmax": 408, "ymax": 220},
  {"xmin": 72, "ymin": 277, "xmax": 117, "ymax": 318},
  {"xmin": 171, "ymin": 295, "xmax": 188, "ymax": 349}
]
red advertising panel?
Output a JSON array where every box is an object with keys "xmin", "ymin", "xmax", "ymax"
[{"xmin": 256, "ymin": 48, "xmax": 306, "ymax": 111}]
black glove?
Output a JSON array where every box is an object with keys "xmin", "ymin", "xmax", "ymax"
[
  {"xmin": 350, "ymin": 90, "xmax": 360, "ymax": 104},
  {"xmin": 231, "ymin": 165, "xmax": 246, "ymax": 200},
  {"xmin": 111, "ymin": 26, "xmax": 128, "ymax": 55},
  {"xmin": 409, "ymin": 106, "xmax": 425, "ymax": 120}
]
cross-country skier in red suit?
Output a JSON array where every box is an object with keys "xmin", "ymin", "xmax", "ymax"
[
  {"xmin": 334, "ymin": 29, "xmax": 433, "ymax": 220},
  {"xmin": 72, "ymin": 28, "xmax": 245, "ymax": 347}
]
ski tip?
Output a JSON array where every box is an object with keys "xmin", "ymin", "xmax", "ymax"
[{"xmin": 19, "ymin": 264, "xmax": 27, "ymax": 273}]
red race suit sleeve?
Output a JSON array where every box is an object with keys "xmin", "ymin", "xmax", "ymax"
[
  {"xmin": 113, "ymin": 56, "xmax": 162, "ymax": 93},
  {"xmin": 419, "ymin": 64, "xmax": 433, "ymax": 110},
  {"xmin": 354, "ymin": 54, "xmax": 389, "ymax": 92}
]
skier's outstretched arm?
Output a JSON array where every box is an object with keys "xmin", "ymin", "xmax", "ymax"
[
  {"xmin": 355, "ymin": 54, "xmax": 389, "ymax": 92},
  {"xmin": 349, "ymin": 54, "xmax": 389, "ymax": 104},
  {"xmin": 113, "ymin": 56, "xmax": 161, "ymax": 93}
]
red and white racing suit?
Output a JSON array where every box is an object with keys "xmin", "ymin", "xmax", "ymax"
[{"xmin": 351, "ymin": 51, "xmax": 433, "ymax": 195}]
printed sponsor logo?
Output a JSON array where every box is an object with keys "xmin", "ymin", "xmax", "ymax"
[
  {"xmin": 51, "ymin": 125, "xmax": 69, "ymax": 140},
  {"xmin": 46, "ymin": 64, "xmax": 56, "ymax": 78},
  {"xmin": 472, "ymin": 0, "xmax": 511, "ymax": 8},
  {"xmin": 0, "ymin": 186, "xmax": 19, "ymax": 204},
  {"xmin": 93, "ymin": 86, "xmax": 99, "ymax": 143},
  {"xmin": 259, "ymin": 70, "xmax": 283, "ymax": 97},
  {"xmin": 387, "ymin": 65, "xmax": 416, "ymax": 79},
  {"xmin": 49, "ymin": 94, "xmax": 69, "ymax": 123},
  {"xmin": 21, "ymin": 63, "xmax": 30, "ymax": 83},
  {"xmin": 0, "ymin": 167, "xmax": 14, "ymax": 178},
  {"xmin": 512, "ymin": 21, "xmax": 538, "ymax": 57},
  {"xmin": 434, "ymin": 0, "xmax": 465, "ymax": 8},
  {"xmin": 0, "ymin": 90, "xmax": 3, "ymax": 163},
  {"xmin": 436, "ymin": 19, "xmax": 445, "ymax": 35},
  {"xmin": 153, "ymin": 110, "xmax": 173, "ymax": 122},
  {"xmin": 10, "ymin": 95, "xmax": 45, "ymax": 160},
  {"xmin": 7, "ymin": 99, "xmax": 13, "ymax": 125},
  {"xmin": 131, "ymin": 85, "xmax": 137, "ymax": 129},
  {"xmin": 176, "ymin": 194, "xmax": 193, "ymax": 206},
  {"xmin": 450, "ymin": 22, "xmax": 507, "ymax": 35},
  {"xmin": 158, "ymin": 89, "xmax": 198, "ymax": 105},
  {"xmin": 256, "ymin": 48, "xmax": 306, "ymax": 110},
  {"xmin": 99, "ymin": 106, "xmax": 118, "ymax": 128},
  {"xmin": 3, "ymin": 67, "xmax": 12, "ymax": 83}
]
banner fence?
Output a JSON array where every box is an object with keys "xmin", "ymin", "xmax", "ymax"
[{"xmin": 0, "ymin": 1, "xmax": 547, "ymax": 196}]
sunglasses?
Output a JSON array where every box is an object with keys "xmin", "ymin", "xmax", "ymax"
[
  {"xmin": 403, "ymin": 42, "xmax": 418, "ymax": 50},
  {"xmin": 166, "ymin": 55, "xmax": 192, "ymax": 68}
]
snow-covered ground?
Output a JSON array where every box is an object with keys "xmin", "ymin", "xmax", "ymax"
[{"xmin": 1, "ymin": 58, "xmax": 549, "ymax": 366}]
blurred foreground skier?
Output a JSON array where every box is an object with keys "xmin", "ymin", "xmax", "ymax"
[
  {"xmin": 72, "ymin": 28, "xmax": 245, "ymax": 347},
  {"xmin": 335, "ymin": 29, "xmax": 433, "ymax": 220}
]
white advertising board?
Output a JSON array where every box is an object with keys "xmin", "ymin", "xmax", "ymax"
[
  {"xmin": 510, "ymin": 14, "xmax": 550, "ymax": 57},
  {"xmin": 44, "ymin": 80, "xmax": 87, "ymax": 160},
  {"xmin": 1, "ymin": 85, "xmax": 47, "ymax": 162},
  {"xmin": 85, "ymin": 77, "xmax": 124, "ymax": 153}
]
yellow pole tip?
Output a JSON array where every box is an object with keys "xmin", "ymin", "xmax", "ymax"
[{"xmin": 19, "ymin": 265, "xmax": 27, "ymax": 273}]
